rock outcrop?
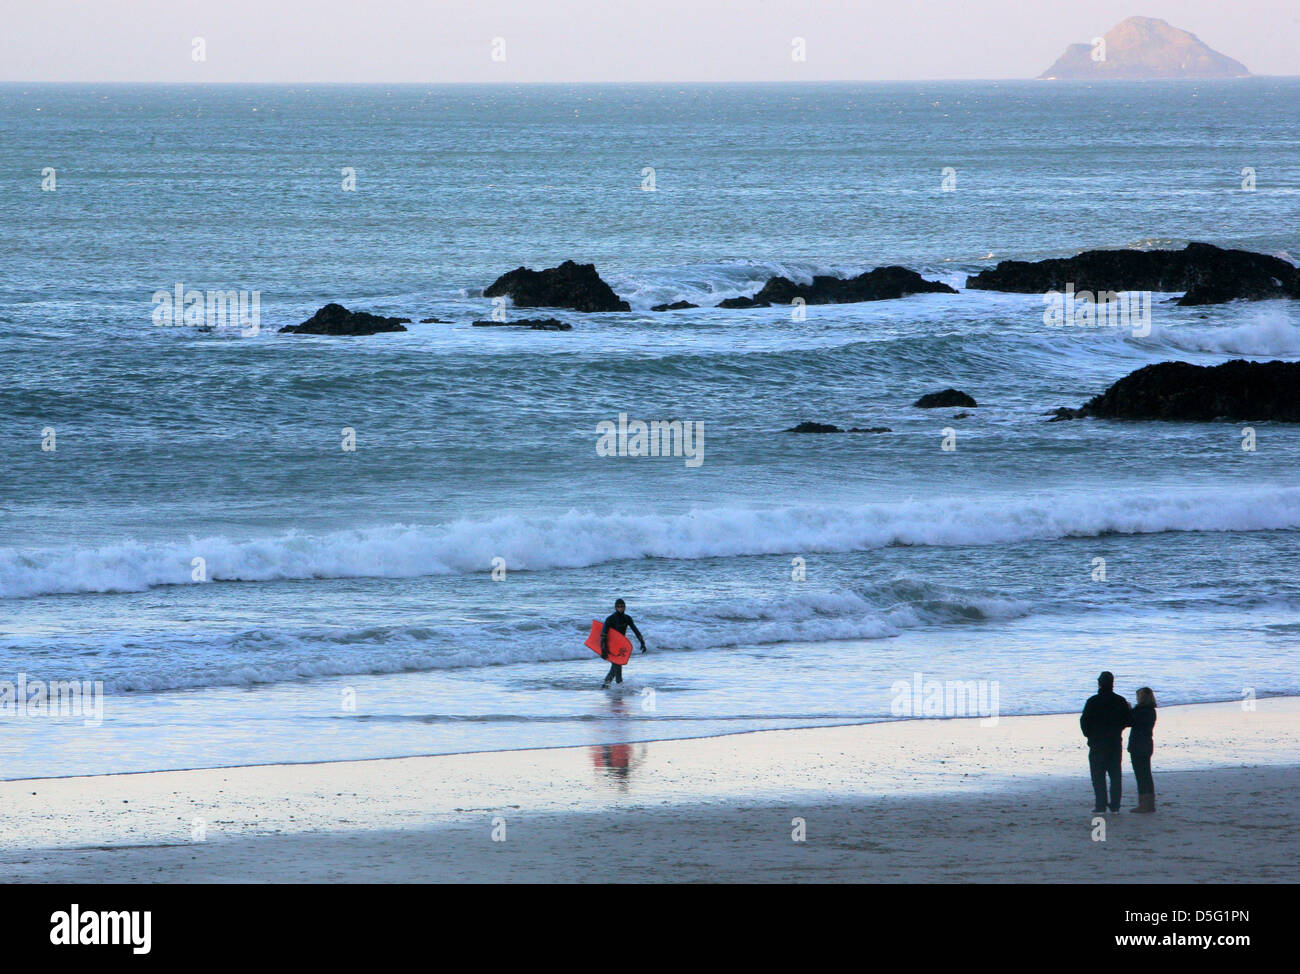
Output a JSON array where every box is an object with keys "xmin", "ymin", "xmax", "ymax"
[
  {"xmin": 785, "ymin": 422, "xmax": 892, "ymax": 433},
  {"xmin": 651, "ymin": 300, "xmax": 699, "ymax": 312},
  {"xmin": 752, "ymin": 266, "xmax": 956, "ymax": 305},
  {"xmin": 1038, "ymin": 16, "xmax": 1250, "ymax": 80},
  {"xmin": 484, "ymin": 261, "xmax": 629, "ymax": 312},
  {"xmin": 720, "ymin": 266, "xmax": 955, "ymax": 309},
  {"xmin": 279, "ymin": 303, "xmax": 409, "ymax": 335},
  {"xmin": 472, "ymin": 318, "xmax": 572, "ymax": 331},
  {"xmin": 1051, "ymin": 360, "xmax": 1300, "ymax": 422},
  {"xmin": 913, "ymin": 390, "xmax": 977, "ymax": 409},
  {"xmin": 966, "ymin": 243, "xmax": 1300, "ymax": 306}
]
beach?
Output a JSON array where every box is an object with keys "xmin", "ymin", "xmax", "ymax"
[{"xmin": 3, "ymin": 697, "xmax": 1296, "ymax": 883}]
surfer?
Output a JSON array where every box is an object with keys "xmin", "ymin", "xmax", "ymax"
[{"xmin": 601, "ymin": 599, "xmax": 647, "ymax": 688}]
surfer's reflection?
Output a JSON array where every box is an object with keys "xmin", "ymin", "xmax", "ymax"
[
  {"xmin": 590, "ymin": 743, "xmax": 636, "ymax": 787},
  {"xmin": 590, "ymin": 696, "xmax": 646, "ymax": 790}
]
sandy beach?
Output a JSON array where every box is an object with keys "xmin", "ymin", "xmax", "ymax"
[{"xmin": 1, "ymin": 697, "xmax": 1296, "ymax": 883}]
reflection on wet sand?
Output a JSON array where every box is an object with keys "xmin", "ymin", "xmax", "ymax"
[{"xmin": 589, "ymin": 695, "xmax": 648, "ymax": 789}]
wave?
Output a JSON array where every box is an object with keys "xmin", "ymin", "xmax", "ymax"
[
  {"xmin": 1135, "ymin": 313, "xmax": 1300, "ymax": 357},
  {"xmin": 3, "ymin": 579, "xmax": 1030, "ymax": 691},
  {"xmin": 3, "ymin": 486, "xmax": 1299, "ymax": 600}
]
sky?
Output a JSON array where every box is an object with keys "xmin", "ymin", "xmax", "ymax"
[{"xmin": 2, "ymin": 0, "xmax": 1298, "ymax": 82}]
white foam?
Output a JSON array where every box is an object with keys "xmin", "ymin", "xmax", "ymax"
[
  {"xmin": 3, "ymin": 486, "xmax": 1299, "ymax": 599},
  {"xmin": 1139, "ymin": 312, "xmax": 1300, "ymax": 357}
]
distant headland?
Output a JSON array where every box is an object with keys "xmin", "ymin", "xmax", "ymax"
[{"xmin": 1038, "ymin": 16, "xmax": 1251, "ymax": 80}]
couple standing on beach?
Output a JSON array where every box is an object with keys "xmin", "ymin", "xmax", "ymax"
[{"xmin": 1081, "ymin": 671, "xmax": 1158, "ymax": 814}]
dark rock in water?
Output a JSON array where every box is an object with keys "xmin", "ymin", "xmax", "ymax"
[
  {"xmin": 472, "ymin": 318, "xmax": 572, "ymax": 331},
  {"xmin": 785, "ymin": 422, "xmax": 891, "ymax": 434},
  {"xmin": 651, "ymin": 300, "xmax": 699, "ymax": 312},
  {"xmin": 717, "ymin": 296, "xmax": 771, "ymax": 309},
  {"xmin": 1180, "ymin": 278, "xmax": 1295, "ymax": 306},
  {"xmin": 752, "ymin": 266, "xmax": 957, "ymax": 306},
  {"xmin": 786, "ymin": 422, "xmax": 844, "ymax": 433},
  {"xmin": 966, "ymin": 242, "xmax": 1300, "ymax": 306},
  {"xmin": 952, "ymin": 412, "xmax": 971, "ymax": 420},
  {"xmin": 1057, "ymin": 360, "xmax": 1300, "ymax": 422},
  {"xmin": 914, "ymin": 389, "xmax": 978, "ymax": 409},
  {"xmin": 280, "ymin": 303, "xmax": 410, "ymax": 335},
  {"xmin": 484, "ymin": 260, "xmax": 630, "ymax": 312},
  {"xmin": 420, "ymin": 317, "xmax": 451, "ymax": 324}
]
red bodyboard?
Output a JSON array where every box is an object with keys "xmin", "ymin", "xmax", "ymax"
[{"xmin": 585, "ymin": 620, "xmax": 633, "ymax": 666}]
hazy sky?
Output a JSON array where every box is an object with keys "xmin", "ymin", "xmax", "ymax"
[{"xmin": 4, "ymin": 0, "xmax": 1298, "ymax": 82}]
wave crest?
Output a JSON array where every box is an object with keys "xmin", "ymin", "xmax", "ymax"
[{"xmin": 3, "ymin": 487, "xmax": 1299, "ymax": 599}]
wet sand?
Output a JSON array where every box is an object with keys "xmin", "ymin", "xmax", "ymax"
[{"xmin": 1, "ymin": 698, "xmax": 1296, "ymax": 882}]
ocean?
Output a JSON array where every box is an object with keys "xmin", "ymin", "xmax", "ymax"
[{"xmin": 2, "ymin": 79, "xmax": 1298, "ymax": 777}]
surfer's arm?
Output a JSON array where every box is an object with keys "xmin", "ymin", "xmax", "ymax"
[
  {"xmin": 599, "ymin": 619, "xmax": 611, "ymax": 657},
  {"xmin": 628, "ymin": 620, "xmax": 646, "ymax": 651}
]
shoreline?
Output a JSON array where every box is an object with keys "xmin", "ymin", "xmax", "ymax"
[
  {"xmin": 2, "ymin": 698, "xmax": 1297, "ymax": 881},
  {"xmin": 3, "ymin": 690, "xmax": 1293, "ymax": 784}
]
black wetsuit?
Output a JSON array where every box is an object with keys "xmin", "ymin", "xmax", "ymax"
[
  {"xmin": 1128, "ymin": 703, "xmax": 1156, "ymax": 796},
  {"xmin": 600, "ymin": 610, "xmax": 645, "ymax": 684},
  {"xmin": 1081, "ymin": 688, "xmax": 1132, "ymax": 810}
]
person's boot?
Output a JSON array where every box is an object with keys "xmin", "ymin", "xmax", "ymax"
[{"xmin": 1131, "ymin": 793, "xmax": 1154, "ymax": 813}]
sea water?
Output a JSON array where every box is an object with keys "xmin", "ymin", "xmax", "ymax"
[{"xmin": 1, "ymin": 80, "xmax": 1298, "ymax": 777}]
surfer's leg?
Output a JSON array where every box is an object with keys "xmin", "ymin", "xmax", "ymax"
[
  {"xmin": 602, "ymin": 663, "xmax": 618, "ymax": 686},
  {"xmin": 613, "ymin": 663, "xmax": 623, "ymax": 684}
]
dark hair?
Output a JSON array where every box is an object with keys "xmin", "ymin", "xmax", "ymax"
[
  {"xmin": 1098, "ymin": 671, "xmax": 1114, "ymax": 689},
  {"xmin": 614, "ymin": 598, "xmax": 626, "ymax": 608},
  {"xmin": 1136, "ymin": 687, "xmax": 1157, "ymax": 708}
]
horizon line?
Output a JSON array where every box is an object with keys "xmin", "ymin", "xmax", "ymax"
[{"xmin": 0, "ymin": 76, "xmax": 1294, "ymax": 86}]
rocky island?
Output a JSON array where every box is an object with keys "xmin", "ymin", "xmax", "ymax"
[{"xmin": 1038, "ymin": 16, "xmax": 1250, "ymax": 80}]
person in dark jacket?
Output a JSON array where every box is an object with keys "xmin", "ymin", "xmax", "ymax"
[
  {"xmin": 1080, "ymin": 671, "xmax": 1132, "ymax": 813},
  {"xmin": 600, "ymin": 599, "xmax": 647, "ymax": 688},
  {"xmin": 1128, "ymin": 687, "xmax": 1157, "ymax": 813}
]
